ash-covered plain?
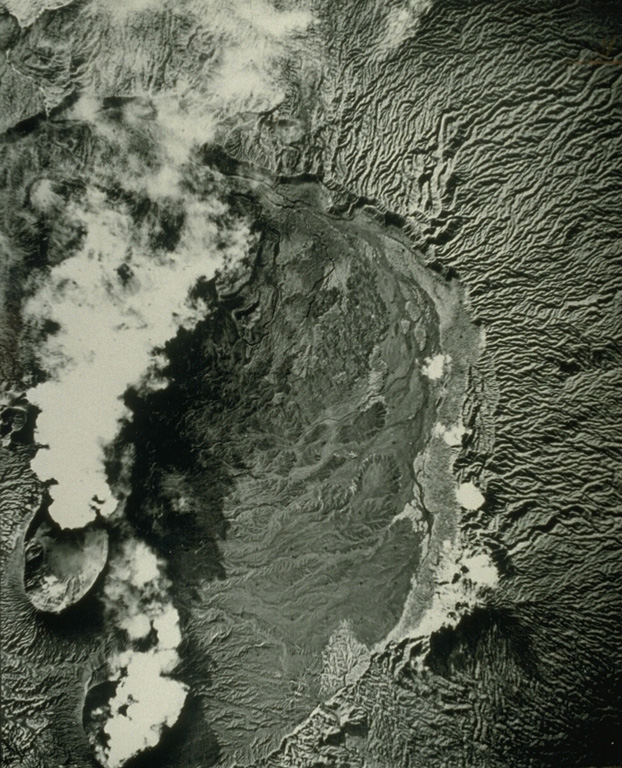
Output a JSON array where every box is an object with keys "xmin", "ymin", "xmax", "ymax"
[{"xmin": 1, "ymin": 1, "xmax": 621, "ymax": 768}]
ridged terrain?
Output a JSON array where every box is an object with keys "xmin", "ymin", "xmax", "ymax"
[{"xmin": 0, "ymin": 1, "xmax": 620, "ymax": 767}]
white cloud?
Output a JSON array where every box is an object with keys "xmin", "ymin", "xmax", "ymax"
[
  {"xmin": 94, "ymin": 538, "xmax": 188, "ymax": 768},
  {"xmin": 381, "ymin": 0, "xmax": 433, "ymax": 53},
  {"xmin": 93, "ymin": 0, "xmax": 313, "ymax": 39},
  {"xmin": 461, "ymin": 552, "xmax": 498, "ymax": 588},
  {"xmin": 381, "ymin": 539, "xmax": 498, "ymax": 653},
  {"xmin": 89, "ymin": 0, "xmax": 314, "ymax": 116},
  {"xmin": 433, "ymin": 418, "xmax": 467, "ymax": 446},
  {"xmin": 29, "ymin": 179, "xmax": 63, "ymax": 213},
  {"xmin": 234, "ymin": 0, "xmax": 311, "ymax": 38},
  {"xmin": 102, "ymin": 650, "xmax": 187, "ymax": 768},
  {"xmin": 455, "ymin": 481, "xmax": 485, "ymax": 510},
  {"xmin": 90, "ymin": 0, "xmax": 168, "ymax": 18},
  {"xmin": 25, "ymin": 175, "xmax": 255, "ymax": 528},
  {"xmin": 130, "ymin": 541, "xmax": 161, "ymax": 586},
  {"xmin": 391, "ymin": 500, "xmax": 427, "ymax": 533},
  {"xmin": 24, "ymin": 3, "xmax": 311, "ymax": 531},
  {"xmin": 422, "ymin": 352, "xmax": 450, "ymax": 381}
]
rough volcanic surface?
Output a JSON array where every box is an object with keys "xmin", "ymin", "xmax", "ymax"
[
  {"xmin": 1, "ymin": 1, "xmax": 621, "ymax": 768},
  {"xmin": 113, "ymin": 173, "xmax": 470, "ymax": 765},
  {"xmin": 23, "ymin": 510, "xmax": 109, "ymax": 613}
]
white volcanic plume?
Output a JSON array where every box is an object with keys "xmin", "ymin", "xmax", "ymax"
[
  {"xmin": 93, "ymin": 538, "xmax": 188, "ymax": 768},
  {"xmin": 22, "ymin": 0, "xmax": 314, "ymax": 530},
  {"xmin": 25, "ymin": 175, "xmax": 253, "ymax": 528},
  {"xmin": 13, "ymin": 2, "xmax": 315, "ymax": 766}
]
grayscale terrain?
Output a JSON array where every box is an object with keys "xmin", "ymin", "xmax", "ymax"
[{"xmin": 0, "ymin": 1, "xmax": 620, "ymax": 768}]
